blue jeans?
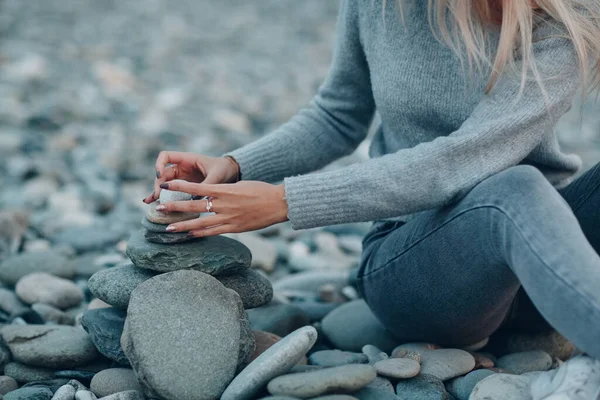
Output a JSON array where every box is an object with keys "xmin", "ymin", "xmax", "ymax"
[{"xmin": 356, "ymin": 164, "xmax": 600, "ymax": 359}]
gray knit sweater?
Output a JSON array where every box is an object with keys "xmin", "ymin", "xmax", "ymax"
[{"xmin": 226, "ymin": 0, "xmax": 582, "ymax": 230}]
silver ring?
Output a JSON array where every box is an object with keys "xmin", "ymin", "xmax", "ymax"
[{"xmin": 205, "ymin": 197, "xmax": 213, "ymax": 213}]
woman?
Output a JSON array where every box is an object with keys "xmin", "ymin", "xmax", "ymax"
[{"xmin": 143, "ymin": 1, "xmax": 600, "ymax": 398}]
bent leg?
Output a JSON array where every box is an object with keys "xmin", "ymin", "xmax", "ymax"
[{"xmin": 358, "ymin": 165, "xmax": 600, "ymax": 357}]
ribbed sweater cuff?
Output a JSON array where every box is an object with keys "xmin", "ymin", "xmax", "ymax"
[
  {"xmin": 284, "ymin": 171, "xmax": 354, "ymax": 230},
  {"xmin": 224, "ymin": 139, "xmax": 291, "ymax": 183}
]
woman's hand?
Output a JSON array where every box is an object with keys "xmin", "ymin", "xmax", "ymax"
[
  {"xmin": 143, "ymin": 151, "xmax": 240, "ymax": 204},
  {"xmin": 154, "ymin": 180, "xmax": 289, "ymax": 237}
]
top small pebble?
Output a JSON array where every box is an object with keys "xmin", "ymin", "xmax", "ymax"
[{"xmin": 159, "ymin": 181, "xmax": 194, "ymax": 203}]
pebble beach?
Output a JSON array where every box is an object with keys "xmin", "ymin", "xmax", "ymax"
[{"xmin": 0, "ymin": 0, "xmax": 599, "ymax": 399}]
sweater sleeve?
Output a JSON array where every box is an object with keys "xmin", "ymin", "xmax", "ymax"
[
  {"xmin": 283, "ymin": 24, "xmax": 582, "ymax": 229},
  {"xmin": 224, "ymin": 0, "xmax": 375, "ymax": 182}
]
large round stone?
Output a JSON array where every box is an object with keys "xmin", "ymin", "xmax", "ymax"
[
  {"xmin": 121, "ymin": 270, "xmax": 255, "ymax": 400},
  {"xmin": 16, "ymin": 272, "xmax": 83, "ymax": 309},
  {"xmin": 125, "ymin": 229, "xmax": 251, "ymax": 275},
  {"xmin": 0, "ymin": 325, "xmax": 99, "ymax": 368},
  {"xmin": 321, "ymin": 300, "xmax": 398, "ymax": 353},
  {"xmin": 222, "ymin": 326, "xmax": 318, "ymax": 400},
  {"xmin": 89, "ymin": 264, "xmax": 271, "ymax": 310},
  {"xmin": 0, "ymin": 250, "xmax": 75, "ymax": 285}
]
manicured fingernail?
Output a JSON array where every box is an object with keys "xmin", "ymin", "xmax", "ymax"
[
  {"xmin": 156, "ymin": 205, "xmax": 166, "ymax": 211},
  {"xmin": 159, "ymin": 183, "xmax": 169, "ymax": 189},
  {"xmin": 142, "ymin": 198, "xmax": 147, "ymax": 203},
  {"xmin": 156, "ymin": 170, "xmax": 161, "ymax": 178},
  {"xmin": 165, "ymin": 225, "xmax": 176, "ymax": 232}
]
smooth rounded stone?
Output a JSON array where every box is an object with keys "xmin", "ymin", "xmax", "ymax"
[
  {"xmin": 88, "ymin": 265, "xmax": 158, "ymax": 309},
  {"xmin": 121, "ymin": 270, "xmax": 255, "ymax": 400},
  {"xmin": 80, "ymin": 307, "xmax": 128, "ymax": 365},
  {"xmin": 0, "ymin": 288, "xmax": 29, "ymax": 315},
  {"xmin": 419, "ymin": 349, "xmax": 476, "ymax": 381},
  {"xmin": 1, "ymin": 325, "xmax": 99, "ymax": 368},
  {"xmin": 16, "ymin": 272, "xmax": 84, "ymax": 309},
  {"xmin": 4, "ymin": 387, "xmax": 53, "ymax": 400},
  {"xmin": 0, "ymin": 375, "xmax": 18, "ymax": 395},
  {"xmin": 52, "ymin": 384, "xmax": 76, "ymax": 400},
  {"xmin": 395, "ymin": 374, "xmax": 448, "ymax": 400},
  {"xmin": 321, "ymin": 300, "xmax": 398, "ymax": 353},
  {"xmin": 291, "ymin": 301, "xmax": 338, "ymax": 322},
  {"xmin": 486, "ymin": 330, "xmax": 575, "ymax": 360},
  {"xmin": 222, "ymin": 326, "xmax": 318, "ymax": 400},
  {"xmin": 142, "ymin": 229, "xmax": 195, "ymax": 244},
  {"xmin": 374, "ymin": 358, "xmax": 420, "ymax": 379},
  {"xmin": 247, "ymin": 304, "xmax": 310, "ymax": 337},
  {"xmin": 140, "ymin": 218, "xmax": 169, "ymax": 233},
  {"xmin": 53, "ymin": 228, "xmax": 126, "ymax": 254},
  {"xmin": 273, "ymin": 271, "xmax": 350, "ymax": 293},
  {"xmin": 308, "ymin": 350, "xmax": 368, "ymax": 367},
  {"xmin": 0, "ymin": 250, "xmax": 75, "ymax": 285},
  {"xmin": 446, "ymin": 369, "xmax": 496, "ymax": 400},
  {"xmin": 146, "ymin": 201, "xmax": 199, "ymax": 224},
  {"xmin": 362, "ymin": 345, "xmax": 388, "ymax": 365},
  {"xmin": 218, "ymin": 269, "xmax": 273, "ymax": 309},
  {"xmin": 90, "ymin": 369, "xmax": 142, "ymax": 397},
  {"xmin": 75, "ymin": 390, "xmax": 97, "ymax": 400},
  {"xmin": 267, "ymin": 364, "xmax": 376, "ymax": 398},
  {"xmin": 32, "ymin": 303, "xmax": 76, "ymax": 325},
  {"xmin": 97, "ymin": 391, "xmax": 145, "ymax": 400},
  {"xmin": 496, "ymin": 351, "xmax": 552, "ymax": 374},
  {"xmin": 125, "ymin": 229, "xmax": 251, "ymax": 275},
  {"xmin": 353, "ymin": 387, "xmax": 401, "ymax": 400},
  {"xmin": 158, "ymin": 184, "xmax": 193, "ymax": 203},
  {"xmin": 4, "ymin": 362, "xmax": 57, "ymax": 383},
  {"xmin": 469, "ymin": 373, "xmax": 532, "ymax": 400}
]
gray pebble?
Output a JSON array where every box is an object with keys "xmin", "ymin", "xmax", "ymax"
[
  {"xmin": 4, "ymin": 387, "xmax": 53, "ymax": 400},
  {"xmin": 308, "ymin": 350, "xmax": 368, "ymax": 367},
  {"xmin": 0, "ymin": 375, "xmax": 18, "ymax": 395},
  {"xmin": 496, "ymin": 351, "xmax": 553, "ymax": 374},
  {"xmin": 16, "ymin": 272, "xmax": 83, "ymax": 309},
  {"xmin": 90, "ymin": 369, "xmax": 142, "ymax": 397},
  {"xmin": 446, "ymin": 369, "xmax": 496, "ymax": 400},
  {"xmin": 267, "ymin": 364, "xmax": 376, "ymax": 398},
  {"xmin": 32, "ymin": 303, "xmax": 76, "ymax": 325},
  {"xmin": 4, "ymin": 362, "xmax": 57, "ymax": 383},
  {"xmin": 142, "ymin": 229, "xmax": 195, "ymax": 244},
  {"xmin": 352, "ymin": 386, "xmax": 401, "ymax": 400},
  {"xmin": 0, "ymin": 250, "xmax": 75, "ymax": 285},
  {"xmin": 97, "ymin": 391, "xmax": 145, "ymax": 400},
  {"xmin": 374, "ymin": 358, "xmax": 420, "ymax": 379},
  {"xmin": 470, "ymin": 373, "xmax": 532, "ymax": 400},
  {"xmin": 395, "ymin": 373, "xmax": 447, "ymax": 400},
  {"xmin": 75, "ymin": 390, "xmax": 97, "ymax": 400},
  {"xmin": 51, "ymin": 384, "xmax": 76, "ymax": 400},
  {"xmin": 158, "ymin": 185, "xmax": 193, "ymax": 203},
  {"xmin": 419, "ymin": 349, "xmax": 475, "ymax": 381},
  {"xmin": 361, "ymin": 345, "xmax": 388, "ymax": 365}
]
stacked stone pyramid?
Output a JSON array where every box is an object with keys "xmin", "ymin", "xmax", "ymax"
[{"xmin": 82, "ymin": 186, "xmax": 274, "ymax": 399}]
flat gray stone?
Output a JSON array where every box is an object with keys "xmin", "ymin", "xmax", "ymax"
[
  {"xmin": 89, "ymin": 264, "xmax": 272, "ymax": 310},
  {"xmin": 90, "ymin": 369, "xmax": 142, "ymax": 397},
  {"xmin": 496, "ymin": 351, "xmax": 553, "ymax": 374},
  {"xmin": 4, "ymin": 387, "xmax": 53, "ymax": 400},
  {"xmin": 321, "ymin": 300, "xmax": 398, "ymax": 353},
  {"xmin": 0, "ymin": 250, "xmax": 75, "ymax": 285},
  {"xmin": 4, "ymin": 362, "xmax": 56, "ymax": 383},
  {"xmin": 143, "ymin": 229, "xmax": 195, "ymax": 244},
  {"xmin": 1, "ymin": 325, "xmax": 99, "ymax": 368},
  {"xmin": 16, "ymin": 272, "xmax": 84, "ymax": 309},
  {"xmin": 146, "ymin": 201, "xmax": 199, "ymax": 224},
  {"xmin": 267, "ymin": 364, "xmax": 376, "ymax": 398},
  {"xmin": 0, "ymin": 375, "xmax": 18, "ymax": 395},
  {"xmin": 374, "ymin": 358, "xmax": 420, "ymax": 379},
  {"xmin": 51, "ymin": 384, "xmax": 76, "ymax": 400},
  {"xmin": 395, "ymin": 374, "xmax": 447, "ymax": 400},
  {"xmin": 221, "ymin": 326, "xmax": 318, "ymax": 400},
  {"xmin": 140, "ymin": 218, "xmax": 169, "ymax": 233},
  {"xmin": 97, "ymin": 391, "xmax": 145, "ymax": 400},
  {"xmin": 419, "ymin": 349, "xmax": 475, "ymax": 381},
  {"xmin": 470, "ymin": 373, "xmax": 532, "ymax": 400},
  {"xmin": 125, "ymin": 229, "xmax": 250, "ymax": 275},
  {"xmin": 121, "ymin": 270, "xmax": 255, "ymax": 400},
  {"xmin": 308, "ymin": 350, "xmax": 368, "ymax": 367},
  {"xmin": 446, "ymin": 369, "xmax": 496, "ymax": 400}
]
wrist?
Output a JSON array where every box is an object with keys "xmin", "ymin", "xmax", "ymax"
[
  {"xmin": 276, "ymin": 184, "xmax": 289, "ymax": 223},
  {"xmin": 223, "ymin": 156, "xmax": 241, "ymax": 183}
]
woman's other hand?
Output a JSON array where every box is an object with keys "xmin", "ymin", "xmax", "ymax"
[
  {"xmin": 143, "ymin": 152, "xmax": 240, "ymax": 204},
  {"xmin": 154, "ymin": 180, "xmax": 289, "ymax": 237}
]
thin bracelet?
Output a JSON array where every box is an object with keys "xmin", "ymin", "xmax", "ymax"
[{"xmin": 224, "ymin": 156, "xmax": 241, "ymax": 182}]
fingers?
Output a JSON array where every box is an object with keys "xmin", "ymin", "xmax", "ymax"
[
  {"xmin": 156, "ymin": 199, "xmax": 213, "ymax": 214},
  {"xmin": 152, "ymin": 164, "xmax": 179, "ymax": 201},
  {"xmin": 155, "ymin": 151, "xmax": 188, "ymax": 179},
  {"xmin": 167, "ymin": 215, "xmax": 228, "ymax": 233},
  {"xmin": 188, "ymin": 224, "xmax": 234, "ymax": 238},
  {"xmin": 159, "ymin": 180, "xmax": 217, "ymax": 197}
]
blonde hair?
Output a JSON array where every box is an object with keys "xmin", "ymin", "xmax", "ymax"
[{"xmin": 393, "ymin": 0, "xmax": 600, "ymax": 99}]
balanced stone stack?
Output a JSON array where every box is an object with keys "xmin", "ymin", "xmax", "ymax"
[{"xmin": 83, "ymin": 186, "xmax": 274, "ymax": 400}]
